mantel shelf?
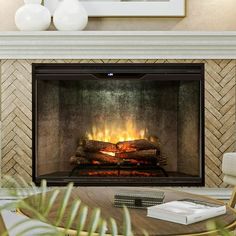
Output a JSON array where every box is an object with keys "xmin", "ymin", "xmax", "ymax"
[{"xmin": 1, "ymin": 31, "xmax": 236, "ymax": 59}]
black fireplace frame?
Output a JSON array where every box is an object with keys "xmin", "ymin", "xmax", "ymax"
[{"xmin": 32, "ymin": 63, "xmax": 205, "ymax": 186}]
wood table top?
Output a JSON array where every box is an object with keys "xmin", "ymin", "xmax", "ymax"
[{"xmin": 20, "ymin": 187, "xmax": 236, "ymax": 236}]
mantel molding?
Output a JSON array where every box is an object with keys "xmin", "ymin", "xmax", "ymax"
[{"xmin": 1, "ymin": 31, "xmax": 236, "ymax": 59}]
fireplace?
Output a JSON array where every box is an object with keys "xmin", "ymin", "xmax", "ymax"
[{"xmin": 33, "ymin": 63, "xmax": 204, "ymax": 186}]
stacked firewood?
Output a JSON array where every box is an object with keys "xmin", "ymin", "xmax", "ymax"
[{"xmin": 70, "ymin": 137, "xmax": 167, "ymax": 166}]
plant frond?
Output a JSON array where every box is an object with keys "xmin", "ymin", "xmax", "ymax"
[
  {"xmin": 55, "ymin": 182, "xmax": 74, "ymax": 226},
  {"xmin": 18, "ymin": 201, "xmax": 47, "ymax": 222},
  {"xmin": 0, "ymin": 177, "xmax": 146, "ymax": 236},
  {"xmin": 123, "ymin": 206, "xmax": 132, "ymax": 236},
  {"xmin": 2, "ymin": 175, "xmax": 21, "ymax": 196},
  {"xmin": 99, "ymin": 220, "xmax": 107, "ymax": 236},
  {"xmin": 206, "ymin": 221, "xmax": 232, "ymax": 236},
  {"xmin": 76, "ymin": 206, "xmax": 88, "ymax": 236},
  {"xmin": 2, "ymin": 218, "xmax": 44, "ymax": 236},
  {"xmin": 16, "ymin": 225, "xmax": 58, "ymax": 236},
  {"xmin": 142, "ymin": 229, "xmax": 149, "ymax": 236},
  {"xmin": 88, "ymin": 208, "xmax": 101, "ymax": 236},
  {"xmin": 65, "ymin": 199, "xmax": 81, "ymax": 233},
  {"xmin": 43, "ymin": 189, "xmax": 60, "ymax": 218},
  {"xmin": 110, "ymin": 217, "xmax": 118, "ymax": 236},
  {"xmin": 0, "ymin": 201, "xmax": 18, "ymax": 212},
  {"xmin": 40, "ymin": 179, "xmax": 48, "ymax": 214}
]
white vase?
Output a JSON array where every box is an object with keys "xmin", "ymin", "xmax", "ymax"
[
  {"xmin": 15, "ymin": 0, "xmax": 51, "ymax": 31},
  {"xmin": 53, "ymin": 0, "xmax": 88, "ymax": 31}
]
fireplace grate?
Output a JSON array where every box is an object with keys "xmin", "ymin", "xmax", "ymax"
[{"xmin": 69, "ymin": 162, "xmax": 168, "ymax": 177}]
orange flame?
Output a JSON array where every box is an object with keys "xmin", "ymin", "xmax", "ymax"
[{"xmin": 86, "ymin": 118, "xmax": 148, "ymax": 143}]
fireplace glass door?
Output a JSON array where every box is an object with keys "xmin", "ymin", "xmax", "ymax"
[{"xmin": 33, "ymin": 63, "xmax": 204, "ymax": 186}]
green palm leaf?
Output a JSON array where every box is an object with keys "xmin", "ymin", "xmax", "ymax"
[
  {"xmin": 99, "ymin": 220, "xmax": 107, "ymax": 236},
  {"xmin": 16, "ymin": 225, "xmax": 58, "ymax": 236},
  {"xmin": 0, "ymin": 177, "xmax": 144, "ymax": 236},
  {"xmin": 142, "ymin": 229, "xmax": 149, "ymax": 236},
  {"xmin": 76, "ymin": 206, "xmax": 88, "ymax": 236},
  {"xmin": 206, "ymin": 221, "xmax": 233, "ymax": 236},
  {"xmin": 110, "ymin": 217, "xmax": 118, "ymax": 236},
  {"xmin": 1, "ymin": 219, "xmax": 32, "ymax": 236},
  {"xmin": 18, "ymin": 201, "xmax": 47, "ymax": 222},
  {"xmin": 43, "ymin": 189, "xmax": 60, "ymax": 218},
  {"xmin": 65, "ymin": 199, "xmax": 81, "ymax": 233},
  {"xmin": 88, "ymin": 208, "xmax": 101, "ymax": 236},
  {"xmin": 40, "ymin": 179, "xmax": 47, "ymax": 214},
  {"xmin": 55, "ymin": 182, "xmax": 73, "ymax": 226},
  {"xmin": 123, "ymin": 206, "xmax": 132, "ymax": 236}
]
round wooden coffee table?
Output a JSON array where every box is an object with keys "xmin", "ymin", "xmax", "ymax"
[{"xmin": 20, "ymin": 187, "xmax": 236, "ymax": 236}]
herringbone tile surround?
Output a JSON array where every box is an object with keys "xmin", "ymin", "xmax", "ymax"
[{"xmin": 0, "ymin": 59, "xmax": 235, "ymax": 187}]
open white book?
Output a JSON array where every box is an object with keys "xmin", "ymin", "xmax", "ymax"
[{"xmin": 147, "ymin": 199, "xmax": 226, "ymax": 225}]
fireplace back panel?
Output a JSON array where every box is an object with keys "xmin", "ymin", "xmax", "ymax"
[{"xmin": 33, "ymin": 63, "xmax": 204, "ymax": 186}]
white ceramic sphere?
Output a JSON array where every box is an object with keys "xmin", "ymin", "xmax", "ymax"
[
  {"xmin": 15, "ymin": 1, "xmax": 51, "ymax": 31},
  {"xmin": 53, "ymin": 0, "xmax": 88, "ymax": 31}
]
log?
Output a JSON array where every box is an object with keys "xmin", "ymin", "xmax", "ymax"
[
  {"xmin": 69, "ymin": 156, "xmax": 90, "ymax": 165},
  {"xmin": 71, "ymin": 152, "xmax": 161, "ymax": 165},
  {"xmin": 83, "ymin": 140, "xmax": 117, "ymax": 153},
  {"xmin": 86, "ymin": 152, "xmax": 158, "ymax": 165},
  {"xmin": 71, "ymin": 155, "xmax": 158, "ymax": 166},
  {"xmin": 116, "ymin": 149, "xmax": 158, "ymax": 160},
  {"xmin": 85, "ymin": 152, "xmax": 120, "ymax": 164},
  {"xmin": 121, "ymin": 159, "xmax": 155, "ymax": 165},
  {"xmin": 148, "ymin": 135, "xmax": 160, "ymax": 147},
  {"xmin": 75, "ymin": 146, "xmax": 86, "ymax": 157},
  {"xmin": 159, "ymin": 158, "xmax": 167, "ymax": 166},
  {"xmin": 117, "ymin": 139, "xmax": 159, "ymax": 152}
]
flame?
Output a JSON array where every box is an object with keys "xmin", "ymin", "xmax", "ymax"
[{"xmin": 86, "ymin": 118, "xmax": 148, "ymax": 143}]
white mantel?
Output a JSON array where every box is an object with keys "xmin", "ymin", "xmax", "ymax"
[{"xmin": 1, "ymin": 31, "xmax": 236, "ymax": 59}]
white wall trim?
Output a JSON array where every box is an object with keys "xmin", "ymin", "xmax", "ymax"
[
  {"xmin": 0, "ymin": 188, "xmax": 232, "ymax": 200},
  {"xmin": 172, "ymin": 188, "xmax": 233, "ymax": 200},
  {"xmin": 1, "ymin": 31, "xmax": 236, "ymax": 59}
]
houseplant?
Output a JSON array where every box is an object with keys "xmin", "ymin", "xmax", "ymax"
[
  {"xmin": 0, "ymin": 176, "xmax": 133, "ymax": 236},
  {"xmin": 0, "ymin": 176, "xmax": 234, "ymax": 236}
]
